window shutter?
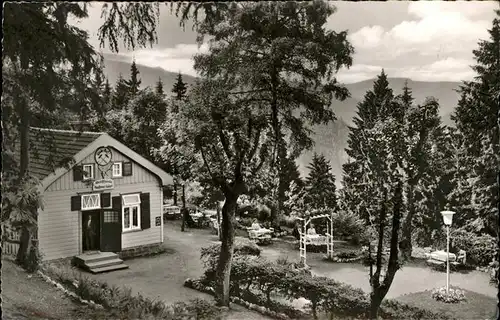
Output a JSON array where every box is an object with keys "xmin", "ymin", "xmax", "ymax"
[
  {"xmin": 140, "ymin": 193, "xmax": 151, "ymax": 230},
  {"xmin": 101, "ymin": 193, "xmax": 111, "ymax": 208},
  {"xmin": 112, "ymin": 196, "xmax": 122, "ymax": 212},
  {"xmin": 71, "ymin": 196, "xmax": 81, "ymax": 211},
  {"xmin": 164, "ymin": 187, "xmax": 173, "ymax": 198},
  {"xmin": 73, "ymin": 166, "xmax": 83, "ymax": 181},
  {"xmin": 123, "ymin": 162, "xmax": 133, "ymax": 176}
]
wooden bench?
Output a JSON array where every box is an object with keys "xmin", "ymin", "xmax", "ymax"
[{"xmin": 246, "ymin": 227, "xmax": 274, "ymax": 245}]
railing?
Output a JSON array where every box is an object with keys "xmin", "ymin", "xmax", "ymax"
[
  {"xmin": 1, "ymin": 224, "xmax": 38, "ymax": 257},
  {"xmin": 2, "ymin": 225, "xmax": 21, "ymax": 256}
]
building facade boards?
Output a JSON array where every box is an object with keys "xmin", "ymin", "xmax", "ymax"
[{"xmin": 26, "ymin": 128, "xmax": 173, "ymax": 261}]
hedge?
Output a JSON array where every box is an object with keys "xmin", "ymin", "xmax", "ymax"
[{"xmin": 197, "ymin": 246, "xmax": 451, "ymax": 320}]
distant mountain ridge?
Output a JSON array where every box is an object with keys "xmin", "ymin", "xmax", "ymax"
[{"xmin": 103, "ymin": 57, "xmax": 462, "ymax": 186}]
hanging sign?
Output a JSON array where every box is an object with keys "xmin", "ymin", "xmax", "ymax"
[{"xmin": 93, "ymin": 179, "xmax": 114, "ymax": 191}]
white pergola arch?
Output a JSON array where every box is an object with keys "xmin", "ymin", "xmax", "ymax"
[{"xmin": 297, "ymin": 213, "xmax": 334, "ymax": 267}]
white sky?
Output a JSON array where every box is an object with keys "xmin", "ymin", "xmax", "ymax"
[{"xmin": 73, "ymin": 1, "xmax": 499, "ymax": 83}]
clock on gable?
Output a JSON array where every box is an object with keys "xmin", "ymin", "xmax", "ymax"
[{"xmin": 95, "ymin": 146, "xmax": 112, "ymax": 166}]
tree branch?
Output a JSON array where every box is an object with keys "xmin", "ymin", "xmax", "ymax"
[
  {"xmin": 247, "ymin": 127, "xmax": 262, "ymax": 163},
  {"xmin": 217, "ymin": 123, "xmax": 234, "ymax": 160}
]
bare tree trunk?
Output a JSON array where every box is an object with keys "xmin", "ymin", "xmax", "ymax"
[
  {"xmin": 370, "ymin": 182, "xmax": 403, "ymax": 319},
  {"xmin": 369, "ymin": 291, "xmax": 384, "ymax": 320},
  {"xmin": 181, "ymin": 184, "xmax": 186, "ymax": 232},
  {"xmin": 16, "ymin": 99, "xmax": 32, "ymax": 265},
  {"xmin": 215, "ymin": 193, "xmax": 238, "ymax": 307},
  {"xmin": 217, "ymin": 204, "xmax": 222, "ymax": 241},
  {"xmin": 173, "ymin": 184, "xmax": 178, "ymax": 206},
  {"xmin": 399, "ymin": 184, "xmax": 415, "ymax": 260}
]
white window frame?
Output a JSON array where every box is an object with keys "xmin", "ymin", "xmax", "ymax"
[
  {"xmin": 81, "ymin": 193, "xmax": 101, "ymax": 211},
  {"xmin": 122, "ymin": 194, "xmax": 141, "ymax": 231},
  {"xmin": 112, "ymin": 162, "xmax": 123, "ymax": 178},
  {"xmin": 82, "ymin": 164, "xmax": 94, "ymax": 180}
]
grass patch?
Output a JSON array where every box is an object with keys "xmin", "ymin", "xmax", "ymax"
[{"xmin": 395, "ymin": 287, "xmax": 497, "ymax": 320}]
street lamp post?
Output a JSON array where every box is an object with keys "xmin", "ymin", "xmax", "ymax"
[{"xmin": 441, "ymin": 210, "xmax": 455, "ymax": 295}]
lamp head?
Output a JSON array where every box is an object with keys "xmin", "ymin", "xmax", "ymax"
[{"xmin": 440, "ymin": 210, "xmax": 455, "ymax": 226}]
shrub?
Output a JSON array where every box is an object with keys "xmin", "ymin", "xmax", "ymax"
[
  {"xmin": 43, "ymin": 264, "xmax": 221, "ymax": 319},
  {"xmin": 194, "ymin": 245, "xmax": 451, "ymax": 320},
  {"xmin": 23, "ymin": 244, "xmax": 43, "ymax": 273},
  {"xmin": 237, "ymin": 217, "xmax": 254, "ymax": 228},
  {"xmin": 431, "ymin": 287, "xmax": 466, "ymax": 304},
  {"xmin": 337, "ymin": 249, "xmax": 360, "ymax": 259},
  {"xmin": 331, "ymin": 211, "xmax": 366, "ymax": 243},
  {"xmin": 279, "ymin": 215, "xmax": 297, "ymax": 229},
  {"xmin": 452, "ymin": 230, "xmax": 496, "ymax": 266}
]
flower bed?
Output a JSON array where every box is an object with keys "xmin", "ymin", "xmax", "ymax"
[{"xmin": 431, "ymin": 287, "xmax": 466, "ymax": 304}]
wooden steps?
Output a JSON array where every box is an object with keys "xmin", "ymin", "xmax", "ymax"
[{"xmin": 74, "ymin": 252, "xmax": 129, "ymax": 274}]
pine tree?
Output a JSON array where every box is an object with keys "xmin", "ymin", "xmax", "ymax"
[
  {"xmin": 125, "ymin": 60, "xmax": 142, "ymax": 96},
  {"xmin": 451, "ymin": 10, "xmax": 500, "ymax": 236},
  {"xmin": 155, "ymin": 77, "xmax": 165, "ymax": 97},
  {"xmin": 112, "ymin": 74, "xmax": 130, "ymax": 110},
  {"xmin": 342, "ymin": 70, "xmax": 395, "ymax": 223},
  {"xmin": 171, "ymin": 72, "xmax": 188, "ymax": 101},
  {"xmin": 304, "ymin": 153, "xmax": 337, "ymax": 210},
  {"xmin": 103, "ymin": 78, "xmax": 112, "ymax": 106}
]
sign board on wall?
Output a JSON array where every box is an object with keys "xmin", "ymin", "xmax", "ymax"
[
  {"xmin": 155, "ymin": 216, "xmax": 161, "ymax": 227},
  {"xmin": 93, "ymin": 179, "xmax": 114, "ymax": 191}
]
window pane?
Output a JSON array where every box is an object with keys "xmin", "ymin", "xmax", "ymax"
[
  {"xmin": 83, "ymin": 165, "xmax": 93, "ymax": 179},
  {"xmin": 123, "ymin": 194, "xmax": 141, "ymax": 206},
  {"xmin": 113, "ymin": 163, "xmax": 122, "ymax": 176},
  {"xmin": 124, "ymin": 208, "xmax": 130, "ymax": 229},
  {"xmin": 132, "ymin": 207, "xmax": 138, "ymax": 227}
]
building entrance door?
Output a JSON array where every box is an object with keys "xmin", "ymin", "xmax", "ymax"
[
  {"xmin": 100, "ymin": 209, "xmax": 122, "ymax": 252},
  {"xmin": 82, "ymin": 210, "xmax": 101, "ymax": 251}
]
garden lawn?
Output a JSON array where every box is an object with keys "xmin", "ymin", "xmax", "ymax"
[{"xmin": 395, "ymin": 287, "xmax": 498, "ymax": 320}]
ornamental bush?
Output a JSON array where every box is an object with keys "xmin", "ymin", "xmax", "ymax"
[
  {"xmin": 198, "ymin": 245, "xmax": 450, "ymax": 319},
  {"xmin": 452, "ymin": 230, "xmax": 496, "ymax": 267},
  {"xmin": 431, "ymin": 287, "xmax": 466, "ymax": 304}
]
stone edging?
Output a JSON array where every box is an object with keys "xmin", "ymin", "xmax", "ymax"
[{"xmin": 37, "ymin": 269, "xmax": 104, "ymax": 309}]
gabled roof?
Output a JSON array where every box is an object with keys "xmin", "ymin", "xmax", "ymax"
[
  {"xmin": 18, "ymin": 127, "xmax": 173, "ymax": 190},
  {"xmin": 20, "ymin": 127, "xmax": 104, "ymax": 180}
]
